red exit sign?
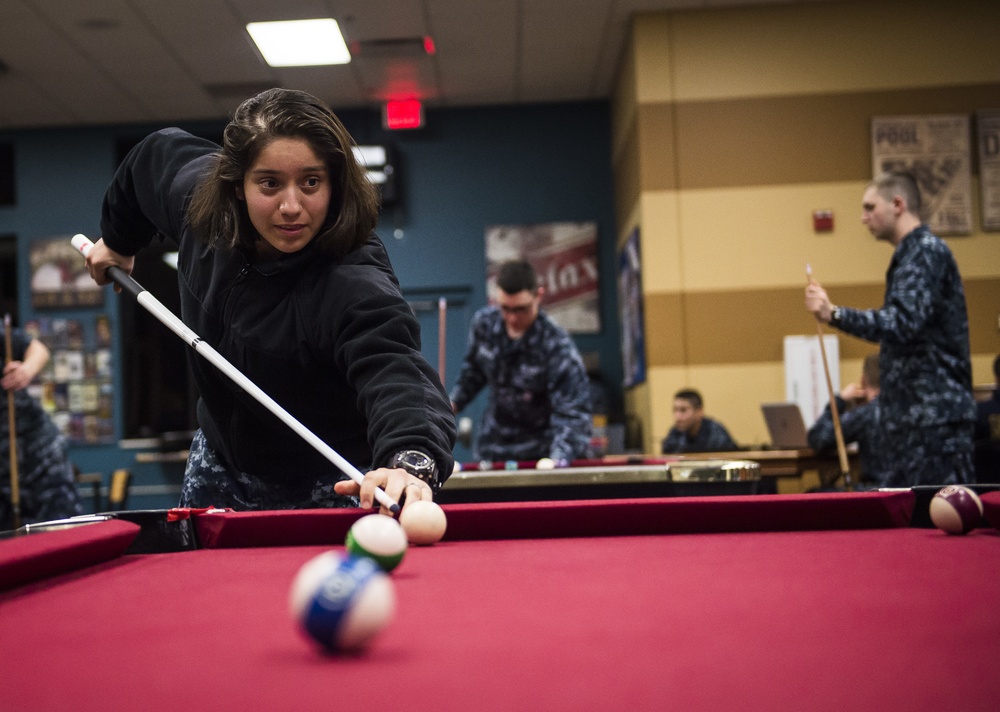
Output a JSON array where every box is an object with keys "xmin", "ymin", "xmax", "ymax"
[{"xmin": 383, "ymin": 100, "xmax": 424, "ymax": 130}]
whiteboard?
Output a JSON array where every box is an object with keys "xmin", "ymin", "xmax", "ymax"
[{"xmin": 784, "ymin": 335, "xmax": 839, "ymax": 428}]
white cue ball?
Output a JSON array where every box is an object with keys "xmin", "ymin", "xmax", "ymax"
[
  {"xmin": 535, "ymin": 457, "xmax": 556, "ymax": 470},
  {"xmin": 398, "ymin": 500, "xmax": 448, "ymax": 545}
]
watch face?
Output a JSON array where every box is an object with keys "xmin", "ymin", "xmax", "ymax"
[{"xmin": 395, "ymin": 450, "xmax": 433, "ymax": 472}]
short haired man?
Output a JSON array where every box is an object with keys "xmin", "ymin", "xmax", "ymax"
[
  {"xmin": 450, "ymin": 261, "xmax": 592, "ymax": 464},
  {"xmin": 805, "ymin": 171, "xmax": 976, "ymax": 487},
  {"xmin": 661, "ymin": 389, "xmax": 738, "ymax": 454}
]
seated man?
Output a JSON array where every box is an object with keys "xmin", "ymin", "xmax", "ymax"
[
  {"xmin": 973, "ymin": 353, "xmax": 1000, "ymax": 482},
  {"xmin": 661, "ymin": 389, "xmax": 738, "ymax": 454},
  {"xmin": 807, "ymin": 354, "xmax": 890, "ymax": 489},
  {"xmin": 450, "ymin": 260, "xmax": 592, "ymax": 464}
]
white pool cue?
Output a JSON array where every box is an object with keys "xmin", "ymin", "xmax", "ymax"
[
  {"xmin": 71, "ymin": 234, "xmax": 400, "ymax": 513},
  {"xmin": 806, "ymin": 264, "xmax": 852, "ymax": 490},
  {"xmin": 4, "ymin": 314, "xmax": 22, "ymax": 529},
  {"xmin": 437, "ymin": 296, "xmax": 447, "ymax": 386}
]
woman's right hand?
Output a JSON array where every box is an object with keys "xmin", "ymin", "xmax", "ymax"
[{"xmin": 85, "ymin": 238, "xmax": 135, "ymax": 290}]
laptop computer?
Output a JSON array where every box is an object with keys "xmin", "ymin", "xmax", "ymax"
[{"xmin": 761, "ymin": 402, "xmax": 810, "ymax": 449}]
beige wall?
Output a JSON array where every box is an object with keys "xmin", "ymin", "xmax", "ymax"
[{"xmin": 612, "ymin": 0, "xmax": 1000, "ymax": 452}]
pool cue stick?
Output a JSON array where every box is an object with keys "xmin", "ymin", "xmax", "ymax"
[
  {"xmin": 437, "ymin": 297, "xmax": 447, "ymax": 386},
  {"xmin": 806, "ymin": 264, "xmax": 852, "ymax": 490},
  {"xmin": 71, "ymin": 235, "xmax": 400, "ymax": 514},
  {"xmin": 4, "ymin": 314, "xmax": 22, "ymax": 529}
]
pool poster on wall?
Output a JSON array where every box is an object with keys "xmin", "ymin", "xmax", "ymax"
[
  {"xmin": 870, "ymin": 114, "xmax": 973, "ymax": 235},
  {"xmin": 618, "ymin": 228, "xmax": 646, "ymax": 388},
  {"xmin": 29, "ymin": 235, "xmax": 104, "ymax": 308},
  {"xmin": 483, "ymin": 221, "xmax": 600, "ymax": 334}
]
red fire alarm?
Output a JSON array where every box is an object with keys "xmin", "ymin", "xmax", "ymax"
[
  {"xmin": 383, "ymin": 100, "xmax": 424, "ymax": 130},
  {"xmin": 813, "ymin": 210, "xmax": 834, "ymax": 232}
]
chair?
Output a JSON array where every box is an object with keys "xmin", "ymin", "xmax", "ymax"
[{"xmin": 107, "ymin": 469, "xmax": 132, "ymax": 511}]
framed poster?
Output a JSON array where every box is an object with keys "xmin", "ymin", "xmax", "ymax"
[
  {"xmin": 871, "ymin": 114, "xmax": 973, "ymax": 235},
  {"xmin": 976, "ymin": 109, "xmax": 1000, "ymax": 231},
  {"xmin": 30, "ymin": 236, "xmax": 103, "ymax": 308},
  {"xmin": 483, "ymin": 221, "xmax": 600, "ymax": 334},
  {"xmin": 23, "ymin": 315, "xmax": 114, "ymax": 444},
  {"xmin": 618, "ymin": 229, "xmax": 646, "ymax": 388}
]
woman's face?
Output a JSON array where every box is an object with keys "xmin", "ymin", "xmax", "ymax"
[{"xmin": 238, "ymin": 136, "xmax": 331, "ymax": 259}]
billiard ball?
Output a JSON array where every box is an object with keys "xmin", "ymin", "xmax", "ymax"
[
  {"xmin": 289, "ymin": 551, "xmax": 395, "ymax": 652},
  {"xmin": 345, "ymin": 514, "xmax": 408, "ymax": 572},
  {"xmin": 505, "ymin": 460, "xmax": 518, "ymax": 470},
  {"xmin": 929, "ymin": 485, "xmax": 984, "ymax": 535},
  {"xmin": 399, "ymin": 500, "xmax": 448, "ymax": 545},
  {"xmin": 535, "ymin": 457, "xmax": 556, "ymax": 470}
]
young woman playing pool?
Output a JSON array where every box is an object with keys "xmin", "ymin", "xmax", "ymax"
[{"xmin": 83, "ymin": 88, "xmax": 455, "ymax": 515}]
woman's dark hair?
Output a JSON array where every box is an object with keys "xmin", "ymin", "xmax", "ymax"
[{"xmin": 187, "ymin": 87, "xmax": 379, "ymax": 255}]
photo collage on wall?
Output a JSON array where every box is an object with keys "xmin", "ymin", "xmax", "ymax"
[{"xmin": 22, "ymin": 315, "xmax": 114, "ymax": 444}]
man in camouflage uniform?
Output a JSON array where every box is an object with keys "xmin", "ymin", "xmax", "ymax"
[
  {"xmin": 450, "ymin": 261, "xmax": 592, "ymax": 464},
  {"xmin": 661, "ymin": 389, "xmax": 738, "ymax": 454},
  {"xmin": 805, "ymin": 171, "xmax": 975, "ymax": 487},
  {"xmin": 2, "ymin": 326, "xmax": 84, "ymax": 529},
  {"xmin": 807, "ymin": 354, "xmax": 891, "ymax": 488}
]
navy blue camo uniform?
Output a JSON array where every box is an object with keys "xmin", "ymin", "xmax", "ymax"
[
  {"xmin": 829, "ymin": 225, "xmax": 975, "ymax": 486},
  {"xmin": 450, "ymin": 306, "xmax": 592, "ymax": 463},
  {"xmin": 808, "ymin": 396, "xmax": 891, "ymax": 488},
  {"xmin": 661, "ymin": 418, "xmax": 737, "ymax": 454},
  {"xmin": 1, "ymin": 327, "xmax": 83, "ymax": 528}
]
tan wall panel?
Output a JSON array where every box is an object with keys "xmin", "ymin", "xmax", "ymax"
[
  {"xmin": 644, "ymin": 292, "xmax": 687, "ymax": 368},
  {"xmin": 613, "ymin": 119, "xmax": 641, "ymax": 233},
  {"xmin": 632, "ymin": 13, "xmax": 674, "ymax": 105},
  {"xmin": 972, "ymin": 354, "xmax": 999, "ymax": 388},
  {"xmin": 638, "ymin": 103, "xmax": 677, "ymax": 192},
  {"xmin": 662, "ymin": 1, "xmax": 1000, "ymax": 102},
  {"xmin": 675, "ymin": 183, "xmax": 886, "ymax": 291},
  {"xmin": 639, "ymin": 192, "xmax": 684, "ymax": 293},
  {"xmin": 966, "ymin": 280, "xmax": 1000, "ymax": 355},
  {"xmin": 646, "ymin": 280, "xmax": 999, "ymax": 367},
  {"xmin": 673, "ymin": 184, "xmax": 1000, "ymax": 291},
  {"xmin": 670, "ymin": 84, "xmax": 1000, "ymax": 190}
]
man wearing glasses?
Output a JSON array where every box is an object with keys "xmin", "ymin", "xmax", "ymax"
[{"xmin": 450, "ymin": 261, "xmax": 592, "ymax": 466}]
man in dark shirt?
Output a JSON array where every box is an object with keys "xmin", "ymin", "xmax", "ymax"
[
  {"xmin": 450, "ymin": 261, "xmax": 592, "ymax": 464},
  {"xmin": 805, "ymin": 171, "xmax": 975, "ymax": 487},
  {"xmin": 973, "ymin": 354, "xmax": 1000, "ymax": 482},
  {"xmin": 808, "ymin": 354, "xmax": 890, "ymax": 488},
  {"xmin": 661, "ymin": 389, "xmax": 738, "ymax": 454}
]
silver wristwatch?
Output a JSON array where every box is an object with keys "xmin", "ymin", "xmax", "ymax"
[
  {"xmin": 390, "ymin": 449, "xmax": 439, "ymax": 491},
  {"xmin": 831, "ymin": 306, "xmax": 842, "ymax": 324}
]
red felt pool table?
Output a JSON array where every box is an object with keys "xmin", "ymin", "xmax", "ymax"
[{"xmin": 2, "ymin": 491, "xmax": 1000, "ymax": 711}]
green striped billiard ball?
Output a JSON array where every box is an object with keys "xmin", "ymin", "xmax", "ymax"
[{"xmin": 345, "ymin": 514, "xmax": 408, "ymax": 571}]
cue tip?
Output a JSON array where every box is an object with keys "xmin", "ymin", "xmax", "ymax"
[{"xmin": 389, "ymin": 502, "xmax": 400, "ymax": 514}]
